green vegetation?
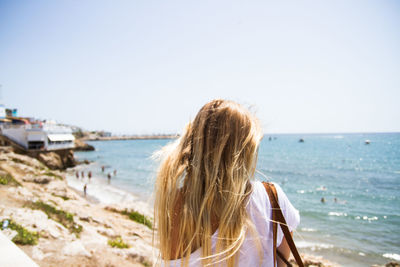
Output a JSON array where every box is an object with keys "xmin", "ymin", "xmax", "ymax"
[
  {"xmin": 0, "ymin": 173, "xmax": 21, "ymax": 186},
  {"xmin": 28, "ymin": 201, "xmax": 82, "ymax": 236},
  {"xmin": 108, "ymin": 236, "xmax": 130, "ymax": 248},
  {"xmin": 11, "ymin": 158, "xmax": 26, "ymax": 164},
  {"xmin": 52, "ymin": 193, "xmax": 70, "ymax": 201},
  {"xmin": 0, "ymin": 176, "xmax": 8, "ymax": 185},
  {"xmin": 73, "ymin": 129, "xmax": 85, "ymax": 139},
  {"xmin": 122, "ymin": 210, "xmax": 153, "ymax": 229},
  {"xmin": 142, "ymin": 261, "xmax": 152, "ymax": 267},
  {"xmin": 107, "ymin": 207, "xmax": 152, "ymax": 229},
  {"xmin": 44, "ymin": 171, "xmax": 63, "ymax": 180},
  {"xmin": 1, "ymin": 219, "xmax": 39, "ymax": 245}
]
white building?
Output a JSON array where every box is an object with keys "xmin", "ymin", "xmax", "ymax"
[{"xmin": 0, "ymin": 121, "xmax": 75, "ymax": 151}]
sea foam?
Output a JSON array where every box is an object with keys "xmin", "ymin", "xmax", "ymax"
[
  {"xmin": 383, "ymin": 253, "xmax": 400, "ymax": 261},
  {"xmin": 296, "ymin": 241, "xmax": 334, "ymax": 250}
]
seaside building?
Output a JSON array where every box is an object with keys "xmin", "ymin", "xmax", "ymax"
[
  {"xmin": 0, "ymin": 103, "xmax": 5, "ymax": 119},
  {"xmin": 0, "ymin": 90, "xmax": 75, "ymax": 151},
  {"xmin": 0, "ymin": 118, "xmax": 75, "ymax": 151}
]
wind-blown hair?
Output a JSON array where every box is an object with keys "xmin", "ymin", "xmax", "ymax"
[{"xmin": 154, "ymin": 99, "xmax": 263, "ymax": 267}]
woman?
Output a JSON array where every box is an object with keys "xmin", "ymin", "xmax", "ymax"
[{"xmin": 154, "ymin": 100, "xmax": 299, "ymax": 267}]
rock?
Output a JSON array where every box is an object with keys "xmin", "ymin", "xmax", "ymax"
[
  {"xmin": 0, "ymin": 146, "xmax": 13, "ymax": 153},
  {"xmin": 31, "ymin": 246, "xmax": 45, "ymax": 261},
  {"xmin": 9, "ymin": 186, "xmax": 34, "ymax": 200},
  {"xmin": 74, "ymin": 139, "xmax": 95, "ymax": 151},
  {"xmin": 2, "ymin": 228, "xmax": 18, "ymax": 240},
  {"xmin": 79, "ymin": 216, "xmax": 92, "ymax": 222},
  {"xmin": 61, "ymin": 150, "xmax": 76, "ymax": 168},
  {"xmin": 38, "ymin": 152, "xmax": 63, "ymax": 170},
  {"xmin": 22, "ymin": 174, "xmax": 52, "ymax": 184},
  {"xmin": 62, "ymin": 240, "xmax": 91, "ymax": 257},
  {"xmin": 97, "ymin": 226, "xmax": 116, "ymax": 237},
  {"xmin": 79, "ymin": 227, "xmax": 108, "ymax": 248},
  {"xmin": 290, "ymin": 254, "xmax": 338, "ymax": 267},
  {"xmin": 34, "ymin": 176, "xmax": 52, "ymax": 184},
  {"xmin": 7, "ymin": 152, "xmax": 46, "ymax": 170},
  {"xmin": 120, "ymin": 247, "xmax": 152, "ymax": 266},
  {"xmin": 0, "ymin": 207, "xmax": 70, "ymax": 239},
  {"xmin": 46, "ymin": 181, "xmax": 75, "ymax": 200}
]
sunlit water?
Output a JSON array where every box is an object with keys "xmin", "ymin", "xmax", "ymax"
[{"xmin": 72, "ymin": 133, "xmax": 400, "ymax": 266}]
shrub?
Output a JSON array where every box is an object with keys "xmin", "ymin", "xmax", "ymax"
[
  {"xmin": 29, "ymin": 201, "xmax": 82, "ymax": 236},
  {"xmin": 106, "ymin": 207, "xmax": 153, "ymax": 229},
  {"xmin": 0, "ymin": 176, "xmax": 8, "ymax": 185},
  {"xmin": 52, "ymin": 193, "xmax": 70, "ymax": 201},
  {"xmin": 44, "ymin": 171, "xmax": 63, "ymax": 180},
  {"xmin": 1, "ymin": 219, "xmax": 39, "ymax": 245},
  {"xmin": 11, "ymin": 158, "xmax": 25, "ymax": 164},
  {"xmin": 0, "ymin": 173, "xmax": 21, "ymax": 186},
  {"xmin": 108, "ymin": 236, "xmax": 130, "ymax": 248},
  {"xmin": 122, "ymin": 210, "xmax": 153, "ymax": 229}
]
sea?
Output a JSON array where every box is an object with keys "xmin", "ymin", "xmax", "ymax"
[{"xmin": 68, "ymin": 133, "xmax": 400, "ymax": 266}]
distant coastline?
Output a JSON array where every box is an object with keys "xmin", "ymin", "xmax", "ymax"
[{"xmin": 82, "ymin": 134, "xmax": 179, "ymax": 141}]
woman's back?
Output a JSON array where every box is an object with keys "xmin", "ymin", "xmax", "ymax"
[{"xmin": 162, "ymin": 181, "xmax": 300, "ymax": 267}]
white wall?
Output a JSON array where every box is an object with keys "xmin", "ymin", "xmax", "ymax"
[{"xmin": 1, "ymin": 126, "xmax": 28, "ymax": 148}]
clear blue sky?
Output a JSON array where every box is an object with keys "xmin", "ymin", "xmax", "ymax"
[{"xmin": 1, "ymin": 0, "xmax": 399, "ymax": 134}]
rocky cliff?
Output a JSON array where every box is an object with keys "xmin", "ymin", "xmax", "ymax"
[{"xmin": 0, "ymin": 148, "xmax": 154, "ymax": 267}]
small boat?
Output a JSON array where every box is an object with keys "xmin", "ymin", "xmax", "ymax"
[
  {"xmin": 365, "ymin": 140, "xmax": 371, "ymax": 145},
  {"xmin": 299, "ymin": 138, "xmax": 304, "ymax": 143}
]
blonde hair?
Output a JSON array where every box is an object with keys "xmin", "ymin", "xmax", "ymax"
[{"xmin": 154, "ymin": 99, "xmax": 263, "ymax": 267}]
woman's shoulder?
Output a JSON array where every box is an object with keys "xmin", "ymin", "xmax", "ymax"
[
  {"xmin": 250, "ymin": 180, "xmax": 290, "ymax": 202},
  {"xmin": 250, "ymin": 180, "xmax": 281, "ymax": 202},
  {"xmin": 249, "ymin": 180, "xmax": 300, "ymax": 231}
]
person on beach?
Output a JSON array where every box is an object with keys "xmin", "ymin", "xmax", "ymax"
[
  {"xmin": 83, "ymin": 184, "xmax": 87, "ymax": 197},
  {"xmin": 101, "ymin": 165, "xmax": 105, "ymax": 172},
  {"xmin": 81, "ymin": 171, "xmax": 85, "ymax": 178},
  {"xmin": 154, "ymin": 99, "xmax": 300, "ymax": 267},
  {"xmin": 75, "ymin": 171, "xmax": 79, "ymax": 179},
  {"xmin": 113, "ymin": 169, "xmax": 117, "ymax": 176},
  {"xmin": 107, "ymin": 173, "xmax": 111, "ymax": 184},
  {"xmin": 88, "ymin": 171, "xmax": 92, "ymax": 180}
]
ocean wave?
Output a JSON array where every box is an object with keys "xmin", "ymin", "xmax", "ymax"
[
  {"xmin": 355, "ymin": 215, "xmax": 378, "ymax": 221},
  {"xmin": 383, "ymin": 253, "xmax": 400, "ymax": 261},
  {"xmin": 328, "ymin": 212, "xmax": 347, "ymax": 217},
  {"xmin": 300, "ymin": 227, "xmax": 317, "ymax": 232},
  {"xmin": 296, "ymin": 241, "xmax": 334, "ymax": 250}
]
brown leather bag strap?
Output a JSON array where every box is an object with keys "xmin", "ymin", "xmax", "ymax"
[
  {"xmin": 263, "ymin": 182, "xmax": 304, "ymax": 267},
  {"xmin": 264, "ymin": 182, "xmax": 278, "ymax": 266}
]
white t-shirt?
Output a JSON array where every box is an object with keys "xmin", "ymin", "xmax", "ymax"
[{"xmin": 162, "ymin": 181, "xmax": 300, "ymax": 267}]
